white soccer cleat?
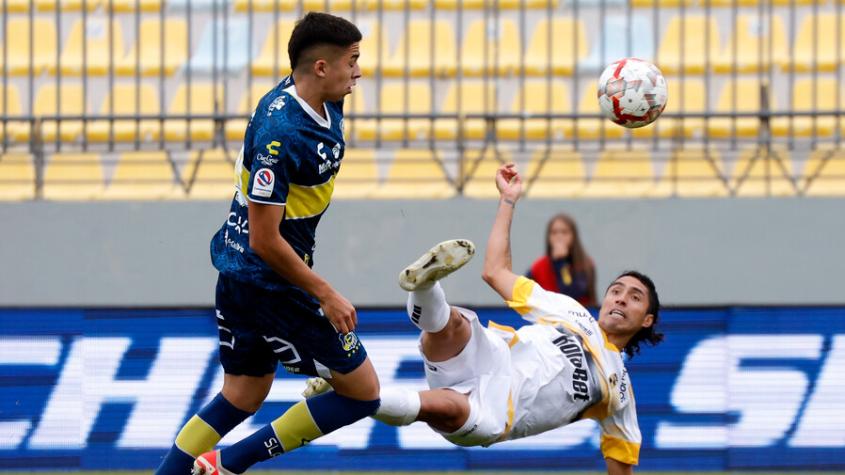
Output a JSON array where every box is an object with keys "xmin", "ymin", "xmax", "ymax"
[
  {"xmin": 398, "ymin": 239, "xmax": 475, "ymax": 291},
  {"xmin": 192, "ymin": 450, "xmax": 234, "ymax": 475},
  {"xmin": 302, "ymin": 377, "xmax": 332, "ymax": 398}
]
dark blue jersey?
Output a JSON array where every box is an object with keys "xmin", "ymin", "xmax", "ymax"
[{"xmin": 210, "ymin": 76, "xmax": 346, "ymax": 291}]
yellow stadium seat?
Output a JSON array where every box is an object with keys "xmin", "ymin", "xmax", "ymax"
[
  {"xmin": 632, "ymin": 0, "xmax": 691, "ymax": 7},
  {"xmin": 773, "ymin": 79, "xmax": 841, "ymax": 138},
  {"xmin": 0, "ymin": 154, "xmax": 34, "ymax": 200},
  {"xmin": 383, "ymin": 20, "xmax": 457, "ymax": 78},
  {"xmin": 103, "ymin": 151, "xmax": 183, "ymax": 200},
  {"xmin": 498, "ymin": 80, "xmax": 571, "ymax": 141},
  {"xmin": 251, "ymin": 20, "xmax": 295, "ymax": 77},
  {"xmin": 731, "ymin": 147, "xmax": 796, "ymax": 196},
  {"xmin": 789, "ymin": 14, "xmax": 845, "ymax": 72},
  {"xmin": 343, "ymin": 89, "xmax": 370, "ymax": 141},
  {"xmin": 571, "ymin": 86, "xmax": 624, "ymax": 139},
  {"xmin": 365, "ymin": 0, "xmax": 426, "ymax": 10},
  {"xmin": 357, "ymin": 20, "xmax": 389, "ymax": 76},
  {"xmin": 163, "ymin": 83, "xmax": 223, "ymax": 142},
  {"xmin": 2, "ymin": 18, "xmax": 56, "ymax": 76},
  {"xmin": 434, "ymin": 81, "xmax": 497, "ymax": 141},
  {"xmin": 116, "ymin": 19, "xmax": 187, "ymax": 77},
  {"xmin": 581, "ymin": 151, "xmax": 657, "ymax": 198},
  {"xmin": 803, "ymin": 148, "xmax": 845, "ymax": 196},
  {"xmin": 715, "ymin": 15, "xmax": 786, "ymax": 74},
  {"xmin": 656, "ymin": 149, "xmax": 728, "ymax": 197},
  {"xmin": 234, "ymin": 0, "xmax": 366, "ymax": 11},
  {"xmin": 35, "ymin": 0, "xmax": 101, "ymax": 11},
  {"xmin": 460, "ymin": 18, "xmax": 521, "ymax": 77},
  {"xmin": 632, "ymin": 79, "xmax": 706, "ymax": 139},
  {"xmin": 225, "ymin": 82, "xmax": 275, "ymax": 141},
  {"xmin": 656, "ymin": 16, "xmax": 720, "ymax": 75},
  {"xmin": 708, "ymin": 80, "xmax": 772, "ymax": 138},
  {"xmin": 711, "ymin": 0, "xmax": 823, "ymax": 5},
  {"xmin": 1, "ymin": 0, "xmax": 30, "ymax": 13},
  {"xmin": 435, "ymin": 0, "xmax": 557, "ymax": 8},
  {"xmin": 370, "ymin": 149, "xmax": 455, "ymax": 198},
  {"xmin": 184, "ymin": 149, "xmax": 237, "ymax": 200},
  {"xmin": 0, "ymin": 84, "xmax": 27, "ymax": 143},
  {"xmin": 33, "ymin": 83, "xmax": 86, "ymax": 143},
  {"xmin": 50, "ymin": 19, "xmax": 125, "ymax": 76},
  {"xmin": 525, "ymin": 18, "xmax": 588, "ymax": 76},
  {"xmin": 112, "ymin": 0, "xmax": 162, "ymax": 11},
  {"xmin": 43, "ymin": 153, "xmax": 105, "ymax": 200},
  {"xmin": 461, "ymin": 148, "xmax": 512, "ymax": 198},
  {"xmin": 358, "ymin": 82, "xmax": 433, "ymax": 142},
  {"xmin": 332, "ymin": 148, "xmax": 379, "ymax": 199},
  {"xmin": 524, "ymin": 149, "xmax": 586, "ymax": 198},
  {"xmin": 87, "ymin": 84, "xmax": 161, "ymax": 143}
]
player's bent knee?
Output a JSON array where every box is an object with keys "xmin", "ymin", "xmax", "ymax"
[
  {"xmin": 221, "ymin": 373, "xmax": 274, "ymax": 412},
  {"xmin": 418, "ymin": 389, "xmax": 470, "ymax": 433},
  {"xmin": 329, "ymin": 358, "xmax": 380, "ymax": 401}
]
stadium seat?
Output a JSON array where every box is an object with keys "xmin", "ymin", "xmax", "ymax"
[
  {"xmin": 187, "ymin": 19, "xmax": 254, "ymax": 75},
  {"xmin": 789, "ymin": 14, "xmax": 845, "ymax": 72},
  {"xmin": 571, "ymin": 85, "xmax": 624, "ymax": 139},
  {"xmin": 33, "ymin": 83, "xmax": 86, "ymax": 143},
  {"xmin": 87, "ymin": 84, "xmax": 161, "ymax": 143},
  {"xmin": 43, "ymin": 153, "xmax": 105, "ymax": 200},
  {"xmin": 711, "ymin": 0, "xmax": 822, "ymax": 5},
  {"xmin": 714, "ymin": 15, "xmax": 786, "ymax": 73},
  {"xmin": 460, "ymin": 18, "xmax": 521, "ymax": 77},
  {"xmin": 579, "ymin": 15, "xmax": 654, "ymax": 73},
  {"xmin": 1, "ymin": 0, "xmax": 30, "ymax": 13},
  {"xmin": 112, "ymin": 0, "xmax": 162, "ymax": 11},
  {"xmin": 225, "ymin": 82, "xmax": 275, "ymax": 141},
  {"xmin": 656, "ymin": 15, "xmax": 720, "ymax": 75},
  {"xmin": 434, "ymin": 0, "xmax": 557, "ymax": 8},
  {"xmin": 116, "ymin": 19, "xmax": 188, "ymax": 76},
  {"xmin": 370, "ymin": 149, "xmax": 455, "ymax": 198},
  {"xmin": 343, "ymin": 89, "xmax": 369, "ymax": 141},
  {"xmin": 773, "ymin": 78, "xmax": 841, "ymax": 138},
  {"xmin": 632, "ymin": 0, "xmax": 691, "ymax": 7},
  {"xmin": 103, "ymin": 151, "xmax": 183, "ymax": 199},
  {"xmin": 184, "ymin": 149, "xmax": 236, "ymax": 200},
  {"xmin": 708, "ymin": 79, "xmax": 773, "ymax": 138},
  {"xmin": 497, "ymin": 80, "xmax": 571, "ymax": 141},
  {"xmin": 383, "ymin": 20, "xmax": 457, "ymax": 78},
  {"xmin": 356, "ymin": 20, "xmax": 389, "ymax": 76},
  {"xmin": 358, "ymin": 82, "xmax": 433, "ymax": 142},
  {"xmin": 657, "ymin": 148, "xmax": 729, "ymax": 197},
  {"xmin": 365, "ymin": 0, "xmax": 426, "ymax": 10},
  {"xmin": 251, "ymin": 20, "xmax": 295, "ymax": 76},
  {"xmin": 234, "ymin": 0, "xmax": 368, "ymax": 11},
  {"xmin": 163, "ymin": 83, "xmax": 223, "ymax": 142},
  {"xmin": 631, "ymin": 79, "xmax": 706, "ymax": 139},
  {"xmin": 0, "ymin": 154, "xmax": 34, "ymax": 200},
  {"xmin": 731, "ymin": 147, "xmax": 796, "ymax": 196},
  {"xmin": 2, "ymin": 18, "xmax": 56, "ymax": 76},
  {"xmin": 332, "ymin": 148, "xmax": 380, "ymax": 199},
  {"xmin": 434, "ymin": 81, "xmax": 497, "ymax": 141},
  {"xmin": 581, "ymin": 150, "xmax": 658, "ymax": 198},
  {"xmin": 167, "ymin": 0, "xmax": 227, "ymax": 10},
  {"xmin": 35, "ymin": 0, "xmax": 101, "ymax": 11},
  {"xmin": 525, "ymin": 17, "xmax": 588, "ymax": 76},
  {"xmin": 0, "ymin": 84, "xmax": 27, "ymax": 143},
  {"xmin": 460, "ymin": 148, "xmax": 512, "ymax": 198},
  {"xmin": 803, "ymin": 148, "xmax": 845, "ymax": 196},
  {"xmin": 50, "ymin": 18, "xmax": 125, "ymax": 76},
  {"xmin": 524, "ymin": 148, "xmax": 586, "ymax": 198}
]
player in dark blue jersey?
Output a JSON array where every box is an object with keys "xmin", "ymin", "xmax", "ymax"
[{"xmin": 156, "ymin": 13, "xmax": 379, "ymax": 475}]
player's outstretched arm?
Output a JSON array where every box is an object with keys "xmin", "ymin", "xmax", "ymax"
[
  {"xmin": 249, "ymin": 201, "xmax": 357, "ymax": 334},
  {"xmin": 606, "ymin": 458, "xmax": 634, "ymax": 475},
  {"xmin": 481, "ymin": 163, "xmax": 523, "ymax": 301}
]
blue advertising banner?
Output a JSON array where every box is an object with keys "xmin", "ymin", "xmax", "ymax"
[{"xmin": 1, "ymin": 306, "xmax": 843, "ymax": 471}]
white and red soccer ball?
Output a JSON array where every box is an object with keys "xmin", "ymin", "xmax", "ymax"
[{"xmin": 597, "ymin": 58, "xmax": 668, "ymax": 129}]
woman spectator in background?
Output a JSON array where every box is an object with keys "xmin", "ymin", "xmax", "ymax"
[{"xmin": 527, "ymin": 213, "xmax": 597, "ymax": 307}]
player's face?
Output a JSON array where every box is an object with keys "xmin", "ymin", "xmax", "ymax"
[
  {"xmin": 325, "ymin": 42, "xmax": 361, "ymax": 101},
  {"xmin": 598, "ymin": 276, "xmax": 654, "ymax": 339}
]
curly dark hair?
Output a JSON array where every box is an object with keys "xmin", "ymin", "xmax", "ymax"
[
  {"xmin": 611, "ymin": 270, "xmax": 664, "ymax": 359},
  {"xmin": 288, "ymin": 12, "xmax": 362, "ymax": 70}
]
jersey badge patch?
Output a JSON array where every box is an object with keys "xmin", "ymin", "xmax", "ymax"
[{"xmin": 253, "ymin": 168, "xmax": 275, "ymax": 198}]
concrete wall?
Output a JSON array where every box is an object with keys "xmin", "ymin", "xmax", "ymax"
[{"xmin": 2, "ymin": 198, "xmax": 843, "ymax": 307}]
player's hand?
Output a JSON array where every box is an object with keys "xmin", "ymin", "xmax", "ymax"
[
  {"xmin": 495, "ymin": 162, "xmax": 522, "ymax": 203},
  {"xmin": 320, "ymin": 289, "xmax": 358, "ymax": 335}
]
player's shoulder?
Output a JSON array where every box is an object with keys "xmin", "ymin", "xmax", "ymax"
[{"xmin": 250, "ymin": 80, "xmax": 299, "ymax": 129}]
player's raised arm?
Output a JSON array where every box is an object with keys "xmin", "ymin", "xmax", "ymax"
[
  {"xmin": 606, "ymin": 458, "xmax": 634, "ymax": 475},
  {"xmin": 249, "ymin": 202, "xmax": 357, "ymax": 334},
  {"xmin": 482, "ymin": 163, "xmax": 523, "ymax": 301}
]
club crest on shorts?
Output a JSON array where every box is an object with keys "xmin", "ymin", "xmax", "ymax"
[{"xmin": 339, "ymin": 332, "xmax": 360, "ymax": 352}]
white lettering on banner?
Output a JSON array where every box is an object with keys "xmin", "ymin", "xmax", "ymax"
[
  {"xmin": 28, "ymin": 337, "xmax": 216, "ymax": 449},
  {"xmin": 0, "ymin": 337, "xmax": 63, "ymax": 449},
  {"xmin": 789, "ymin": 335, "xmax": 845, "ymax": 447},
  {"xmin": 655, "ymin": 335, "xmax": 823, "ymax": 449}
]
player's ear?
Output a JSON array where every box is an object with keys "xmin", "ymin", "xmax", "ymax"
[
  {"xmin": 314, "ymin": 58, "xmax": 328, "ymax": 78},
  {"xmin": 641, "ymin": 313, "xmax": 654, "ymax": 329}
]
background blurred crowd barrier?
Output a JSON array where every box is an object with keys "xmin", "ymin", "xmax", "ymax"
[{"xmin": 1, "ymin": 0, "xmax": 845, "ymax": 199}]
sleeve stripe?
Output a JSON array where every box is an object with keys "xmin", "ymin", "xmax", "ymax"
[
  {"xmin": 600, "ymin": 434, "xmax": 640, "ymax": 465},
  {"xmin": 247, "ymin": 196, "xmax": 287, "ymax": 206},
  {"xmin": 505, "ymin": 276, "xmax": 535, "ymax": 316}
]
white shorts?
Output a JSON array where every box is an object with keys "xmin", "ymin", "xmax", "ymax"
[{"xmin": 421, "ymin": 307, "xmax": 512, "ymax": 447}]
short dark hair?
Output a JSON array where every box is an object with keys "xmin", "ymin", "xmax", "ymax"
[
  {"xmin": 288, "ymin": 12, "xmax": 362, "ymax": 70},
  {"xmin": 611, "ymin": 270, "xmax": 664, "ymax": 359}
]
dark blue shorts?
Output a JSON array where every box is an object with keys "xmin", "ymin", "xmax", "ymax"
[{"xmin": 214, "ymin": 273, "xmax": 367, "ymax": 378}]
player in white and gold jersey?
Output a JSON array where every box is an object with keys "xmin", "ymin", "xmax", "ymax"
[{"xmin": 305, "ymin": 163, "xmax": 664, "ymax": 475}]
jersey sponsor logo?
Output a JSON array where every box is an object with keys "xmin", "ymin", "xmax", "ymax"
[
  {"xmin": 252, "ymin": 168, "xmax": 275, "ymax": 198},
  {"xmin": 256, "ymin": 153, "xmax": 279, "ymax": 166},
  {"xmin": 317, "ymin": 142, "xmax": 328, "ymax": 160},
  {"xmin": 267, "ymin": 96, "xmax": 285, "ymax": 115},
  {"xmin": 553, "ymin": 333, "xmax": 592, "ymax": 402},
  {"xmin": 266, "ymin": 141, "xmax": 281, "ymax": 156},
  {"xmin": 332, "ymin": 143, "xmax": 341, "ymax": 159}
]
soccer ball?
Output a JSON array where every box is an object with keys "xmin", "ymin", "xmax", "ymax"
[{"xmin": 597, "ymin": 58, "xmax": 668, "ymax": 128}]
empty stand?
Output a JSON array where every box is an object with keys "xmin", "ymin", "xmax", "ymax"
[
  {"xmin": 33, "ymin": 83, "xmax": 86, "ymax": 142},
  {"xmin": 163, "ymin": 82, "xmax": 223, "ymax": 142},
  {"xmin": 0, "ymin": 84, "xmax": 27, "ymax": 143},
  {"xmin": 225, "ymin": 82, "xmax": 275, "ymax": 141},
  {"xmin": 524, "ymin": 148, "xmax": 586, "ymax": 198},
  {"xmin": 460, "ymin": 18, "xmax": 521, "ymax": 76},
  {"xmin": 332, "ymin": 148, "xmax": 379, "ymax": 199},
  {"xmin": 43, "ymin": 153, "xmax": 105, "ymax": 200},
  {"xmin": 252, "ymin": 19, "xmax": 295, "ymax": 77},
  {"xmin": 35, "ymin": 0, "xmax": 101, "ymax": 11},
  {"xmin": 187, "ymin": 19, "xmax": 254, "ymax": 75},
  {"xmin": 434, "ymin": 0, "xmax": 558, "ymax": 8},
  {"xmin": 789, "ymin": 14, "xmax": 845, "ymax": 72},
  {"xmin": 803, "ymin": 148, "xmax": 845, "ymax": 196},
  {"xmin": 87, "ymin": 83, "xmax": 161, "ymax": 142},
  {"xmin": 581, "ymin": 150, "xmax": 657, "ymax": 198},
  {"xmin": 2, "ymin": 18, "xmax": 56, "ymax": 76},
  {"xmin": 116, "ymin": 19, "xmax": 188, "ymax": 77},
  {"xmin": 184, "ymin": 148, "xmax": 236, "ymax": 200},
  {"xmin": 498, "ymin": 80, "xmax": 571, "ymax": 141},
  {"xmin": 580, "ymin": 15, "xmax": 654, "ymax": 73},
  {"xmin": 358, "ymin": 82, "xmax": 433, "ymax": 142},
  {"xmin": 632, "ymin": 0, "xmax": 691, "ymax": 7},
  {"xmin": 434, "ymin": 81, "xmax": 497, "ymax": 140},
  {"xmin": 460, "ymin": 148, "xmax": 512, "ymax": 198},
  {"xmin": 383, "ymin": 19, "xmax": 457, "ymax": 77},
  {"xmin": 773, "ymin": 78, "xmax": 841, "ymax": 138},
  {"xmin": 714, "ymin": 15, "xmax": 786, "ymax": 73},
  {"xmin": 732, "ymin": 147, "xmax": 796, "ymax": 196},
  {"xmin": 112, "ymin": 0, "xmax": 163, "ymax": 12},
  {"xmin": 708, "ymin": 79, "xmax": 772, "ymax": 138},
  {"xmin": 50, "ymin": 18, "xmax": 125, "ymax": 76},
  {"xmin": 524, "ymin": 17, "xmax": 588, "ymax": 76},
  {"xmin": 356, "ymin": 20, "xmax": 389, "ymax": 76},
  {"xmin": 0, "ymin": 154, "xmax": 34, "ymax": 200},
  {"xmin": 369, "ymin": 149, "xmax": 455, "ymax": 198},
  {"xmin": 102, "ymin": 151, "xmax": 182, "ymax": 199},
  {"xmin": 658, "ymin": 149, "xmax": 728, "ymax": 197},
  {"xmin": 656, "ymin": 15, "xmax": 721, "ymax": 74}
]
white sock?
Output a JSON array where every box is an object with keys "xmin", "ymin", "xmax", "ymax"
[
  {"xmin": 407, "ymin": 282, "xmax": 450, "ymax": 333},
  {"xmin": 373, "ymin": 387, "xmax": 421, "ymax": 426}
]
